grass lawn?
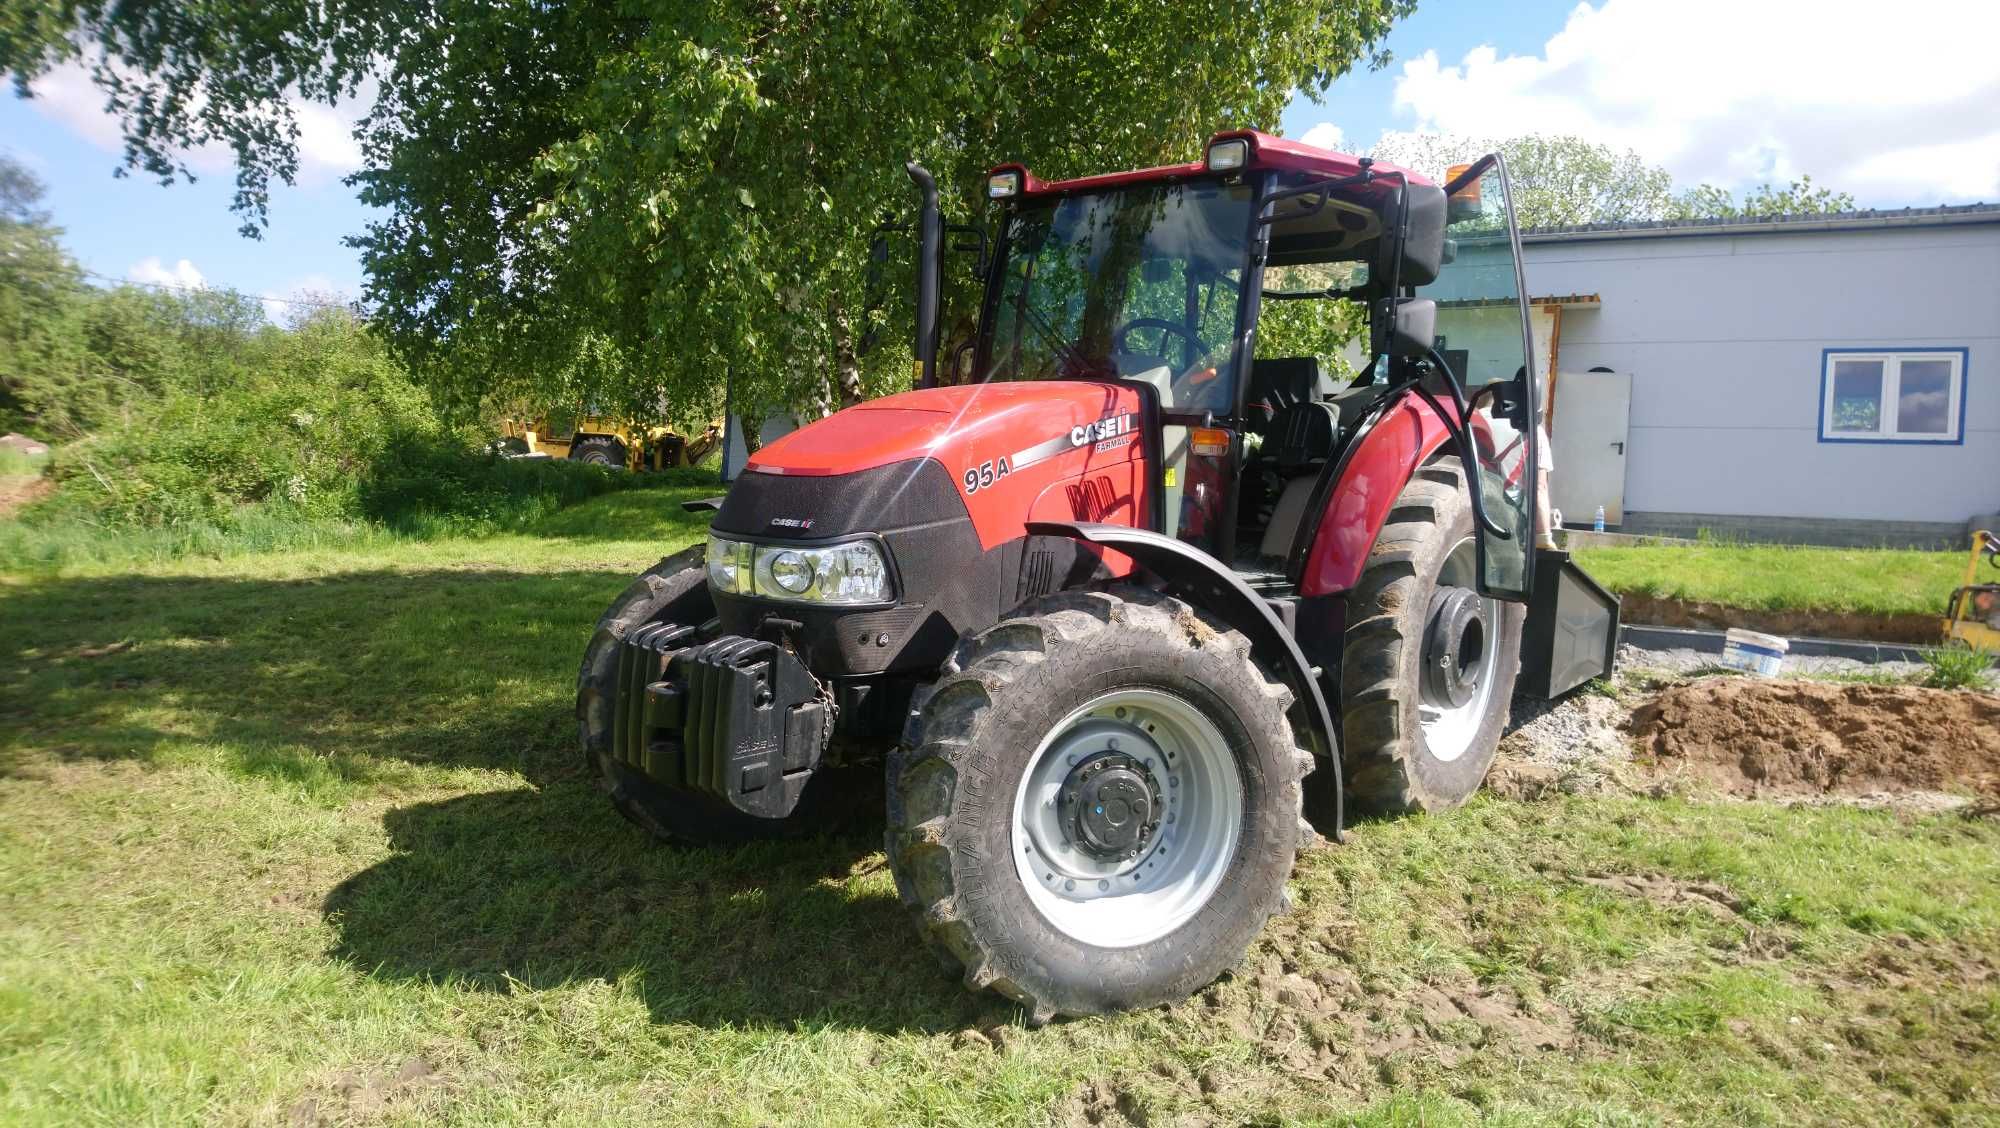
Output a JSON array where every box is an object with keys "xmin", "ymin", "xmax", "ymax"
[
  {"xmin": 1570, "ymin": 542, "xmax": 1970, "ymax": 618},
  {"xmin": 4, "ymin": 491, "xmax": 1998, "ymax": 1125}
]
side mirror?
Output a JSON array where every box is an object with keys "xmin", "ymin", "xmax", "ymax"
[{"xmin": 1382, "ymin": 297, "xmax": 1436, "ymax": 359}]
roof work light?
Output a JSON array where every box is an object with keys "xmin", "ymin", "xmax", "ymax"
[{"xmin": 1205, "ymin": 138, "xmax": 1249, "ymax": 172}]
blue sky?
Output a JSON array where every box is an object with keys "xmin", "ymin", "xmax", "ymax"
[
  {"xmin": 1276, "ymin": 0, "xmax": 1577, "ymax": 162},
  {"xmin": 6, "ymin": 0, "xmax": 1995, "ymax": 314}
]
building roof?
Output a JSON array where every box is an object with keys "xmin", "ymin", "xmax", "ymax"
[{"xmin": 1521, "ymin": 202, "xmax": 2000, "ymax": 244}]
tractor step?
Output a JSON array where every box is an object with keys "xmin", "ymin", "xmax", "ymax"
[
  {"xmin": 613, "ymin": 627, "xmax": 831, "ymax": 818},
  {"xmin": 1519, "ymin": 547, "xmax": 1621, "ymax": 699}
]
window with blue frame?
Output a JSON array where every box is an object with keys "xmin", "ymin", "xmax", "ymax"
[{"xmin": 1819, "ymin": 348, "xmax": 1967, "ymax": 444}]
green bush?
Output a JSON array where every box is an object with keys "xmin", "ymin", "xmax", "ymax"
[{"xmin": 5, "ymin": 287, "xmax": 714, "ymax": 558}]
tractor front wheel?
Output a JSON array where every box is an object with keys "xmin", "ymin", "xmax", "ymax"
[
  {"xmin": 887, "ymin": 587, "xmax": 1313, "ymax": 1022},
  {"xmin": 1340, "ymin": 457, "xmax": 1523, "ymax": 813}
]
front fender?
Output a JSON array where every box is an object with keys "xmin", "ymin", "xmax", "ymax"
[{"xmin": 1025, "ymin": 520, "xmax": 1343, "ymax": 840}]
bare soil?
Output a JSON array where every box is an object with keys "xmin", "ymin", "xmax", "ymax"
[
  {"xmin": 1619, "ymin": 593, "xmax": 1937, "ymax": 645},
  {"xmin": 1629, "ymin": 680, "xmax": 2000, "ymax": 800},
  {"xmin": 0, "ymin": 473, "xmax": 51, "ymax": 520}
]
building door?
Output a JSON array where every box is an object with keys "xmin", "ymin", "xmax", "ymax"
[{"xmin": 1551, "ymin": 367, "xmax": 1631, "ymax": 526}]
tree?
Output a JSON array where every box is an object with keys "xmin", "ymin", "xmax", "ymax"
[
  {"xmin": 4, "ymin": 1, "xmax": 1416, "ymax": 425},
  {"xmin": 1668, "ymin": 175, "xmax": 1855, "ymax": 220},
  {"xmin": 0, "ymin": 154, "xmax": 83, "ymax": 429},
  {"xmin": 1370, "ymin": 132, "xmax": 1676, "ymax": 228},
  {"xmin": 1370, "ymin": 132, "xmax": 1856, "ymax": 229}
]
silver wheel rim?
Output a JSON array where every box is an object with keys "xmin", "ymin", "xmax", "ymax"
[
  {"xmin": 1419, "ymin": 538, "xmax": 1500, "ymax": 764},
  {"xmin": 1010, "ymin": 688, "xmax": 1243, "ymax": 948}
]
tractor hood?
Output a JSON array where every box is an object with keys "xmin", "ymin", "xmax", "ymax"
[
  {"xmin": 745, "ymin": 381, "xmax": 1145, "ymax": 479},
  {"xmin": 729, "ymin": 380, "xmax": 1150, "ymax": 552}
]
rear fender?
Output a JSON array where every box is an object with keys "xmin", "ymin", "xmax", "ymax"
[
  {"xmin": 1297, "ymin": 393, "xmax": 1458, "ymax": 598},
  {"xmin": 1025, "ymin": 520, "xmax": 1343, "ymax": 840}
]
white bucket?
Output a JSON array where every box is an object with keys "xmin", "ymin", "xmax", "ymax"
[{"xmin": 1720, "ymin": 628, "xmax": 1789, "ymax": 677}]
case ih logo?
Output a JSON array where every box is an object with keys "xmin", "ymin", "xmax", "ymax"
[
  {"xmin": 1071, "ymin": 413, "xmax": 1134, "ymax": 448},
  {"xmin": 769, "ymin": 516, "xmax": 814, "ymax": 530}
]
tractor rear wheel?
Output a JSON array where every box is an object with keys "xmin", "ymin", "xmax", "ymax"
[
  {"xmin": 571, "ymin": 435, "xmax": 624, "ymax": 468},
  {"xmin": 1340, "ymin": 457, "xmax": 1523, "ymax": 813},
  {"xmin": 576, "ymin": 547, "xmax": 820, "ymax": 844},
  {"xmin": 887, "ymin": 587, "xmax": 1313, "ymax": 1022}
]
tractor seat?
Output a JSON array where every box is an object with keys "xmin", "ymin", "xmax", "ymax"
[
  {"xmin": 1264, "ymin": 400, "xmax": 1339, "ymax": 471},
  {"xmin": 1245, "ymin": 356, "xmax": 1334, "ymax": 434}
]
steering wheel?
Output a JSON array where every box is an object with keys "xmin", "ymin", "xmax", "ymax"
[{"xmin": 1113, "ymin": 317, "xmax": 1207, "ymax": 371}]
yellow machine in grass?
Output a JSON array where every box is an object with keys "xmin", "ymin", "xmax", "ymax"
[
  {"xmin": 497, "ymin": 414, "xmax": 721, "ymax": 472},
  {"xmin": 1944, "ymin": 529, "xmax": 2000, "ymax": 651}
]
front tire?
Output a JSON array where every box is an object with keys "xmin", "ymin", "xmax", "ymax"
[
  {"xmin": 570, "ymin": 435, "xmax": 624, "ymax": 468},
  {"xmin": 1340, "ymin": 458, "xmax": 1524, "ymax": 814},
  {"xmin": 887, "ymin": 587, "xmax": 1312, "ymax": 1021},
  {"xmin": 576, "ymin": 547, "xmax": 816, "ymax": 844}
]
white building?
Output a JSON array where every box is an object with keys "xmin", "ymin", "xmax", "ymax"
[{"xmin": 1519, "ymin": 204, "xmax": 1999, "ymax": 547}]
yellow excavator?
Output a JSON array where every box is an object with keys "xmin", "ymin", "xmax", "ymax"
[
  {"xmin": 497, "ymin": 413, "xmax": 721, "ymax": 472},
  {"xmin": 1944, "ymin": 529, "xmax": 2000, "ymax": 651}
]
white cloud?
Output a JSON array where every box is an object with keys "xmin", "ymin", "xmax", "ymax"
[
  {"xmin": 127, "ymin": 256, "xmax": 206, "ymax": 289},
  {"xmin": 27, "ymin": 59, "xmax": 367, "ymax": 183},
  {"xmin": 1299, "ymin": 122, "xmax": 1346, "ymax": 152},
  {"xmin": 1391, "ymin": 0, "xmax": 2000, "ymax": 203}
]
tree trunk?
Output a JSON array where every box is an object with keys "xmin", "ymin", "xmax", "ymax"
[{"xmin": 830, "ymin": 299, "xmax": 863, "ymax": 409}]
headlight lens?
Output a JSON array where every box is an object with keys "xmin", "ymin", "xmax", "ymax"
[{"xmin": 706, "ymin": 534, "xmax": 894, "ymax": 605}]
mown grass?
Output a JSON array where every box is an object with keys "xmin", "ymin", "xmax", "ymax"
[
  {"xmin": 1572, "ymin": 542, "xmax": 1967, "ymax": 617},
  {"xmin": 2, "ymin": 493, "xmax": 1997, "ymax": 1125}
]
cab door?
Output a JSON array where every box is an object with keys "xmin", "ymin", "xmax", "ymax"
[{"xmin": 1416, "ymin": 155, "xmax": 1539, "ymax": 600}]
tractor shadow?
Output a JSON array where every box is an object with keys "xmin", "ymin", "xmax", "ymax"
[
  {"xmin": 0, "ymin": 563, "xmax": 979, "ymax": 1033},
  {"xmin": 322, "ymin": 769, "xmax": 986, "ymax": 1035}
]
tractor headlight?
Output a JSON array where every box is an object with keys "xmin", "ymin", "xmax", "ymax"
[{"xmin": 706, "ymin": 534, "xmax": 895, "ymax": 605}]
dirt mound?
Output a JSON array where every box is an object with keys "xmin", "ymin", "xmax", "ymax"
[
  {"xmin": 1619, "ymin": 593, "xmax": 1937, "ymax": 645},
  {"xmin": 1629, "ymin": 679, "xmax": 2000, "ymax": 799}
]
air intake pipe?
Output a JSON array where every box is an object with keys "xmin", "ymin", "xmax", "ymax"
[{"xmin": 905, "ymin": 162, "xmax": 942, "ymax": 389}]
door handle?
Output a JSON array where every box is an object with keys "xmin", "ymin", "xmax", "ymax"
[{"xmin": 1609, "ymin": 441, "xmax": 1625, "ymax": 455}]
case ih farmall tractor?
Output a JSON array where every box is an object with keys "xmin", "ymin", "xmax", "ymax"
[{"xmin": 577, "ymin": 131, "xmax": 1619, "ymax": 1022}]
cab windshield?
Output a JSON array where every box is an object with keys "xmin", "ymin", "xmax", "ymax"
[{"xmin": 980, "ymin": 181, "xmax": 1254, "ymax": 415}]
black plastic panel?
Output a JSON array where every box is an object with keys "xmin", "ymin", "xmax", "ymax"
[{"xmin": 1520, "ymin": 547, "xmax": 1621, "ymax": 699}]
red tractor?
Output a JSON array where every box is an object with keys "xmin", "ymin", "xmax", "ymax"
[{"xmin": 577, "ymin": 131, "xmax": 1619, "ymax": 1022}]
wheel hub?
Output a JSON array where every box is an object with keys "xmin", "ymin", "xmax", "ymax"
[
  {"xmin": 1057, "ymin": 752, "xmax": 1161, "ymax": 861},
  {"xmin": 1421, "ymin": 585, "xmax": 1488, "ymax": 709}
]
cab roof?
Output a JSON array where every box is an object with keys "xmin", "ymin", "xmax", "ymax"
[{"xmin": 989, "ymin": 129, "xmax": 1435, "ymax": 199}]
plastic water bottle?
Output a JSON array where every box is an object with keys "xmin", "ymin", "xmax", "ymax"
[{"xmin": 1593, "ymin": 505, "xmax": 1606, "ymax": 532}]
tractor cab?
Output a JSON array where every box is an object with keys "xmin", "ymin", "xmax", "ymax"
[{"xmin": 968, "ymin": 133, "xmax": 1540, "ymax": 605}]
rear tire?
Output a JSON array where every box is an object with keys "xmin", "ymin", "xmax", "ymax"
[
  {"xmin": 576, "ymin": 547, "xmax": 817, "ymax": 844},
  {"xmin": 887, "ymin": 587, "xmax": 1312, "ymax": 1021},
  {"xmin": 1340, "ymin": 458, "xmax": 1523, "ymax": 814},
  {"xmin": 571, "ymin": 435, "xmax": 624, "ymax": 468}
]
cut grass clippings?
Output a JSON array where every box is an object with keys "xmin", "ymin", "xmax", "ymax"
[
  {"xmin": 2, "ymin": 492, "xmax": 1997, "ymax": 1125},
  {"xmin": 1572, "ymin": 541, "xmax": 1966, "ymax": 619}
]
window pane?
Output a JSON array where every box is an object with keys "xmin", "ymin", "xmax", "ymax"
[
  {"xmin": 1830, "ymin": 359, "xmax": 1883, "ymax": 432},
  {"xmin": 1896, "ymin": 359, "xmax": 1953, "ymax": 435},
  {"xmin": 1417, "ymin": 162, "xmax": 1532, "ymax": 596}
]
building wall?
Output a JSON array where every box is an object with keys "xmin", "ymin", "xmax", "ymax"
[{"xmin": 1522, "ymin": 223, "xmax": 2000, "ymax": 536}]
